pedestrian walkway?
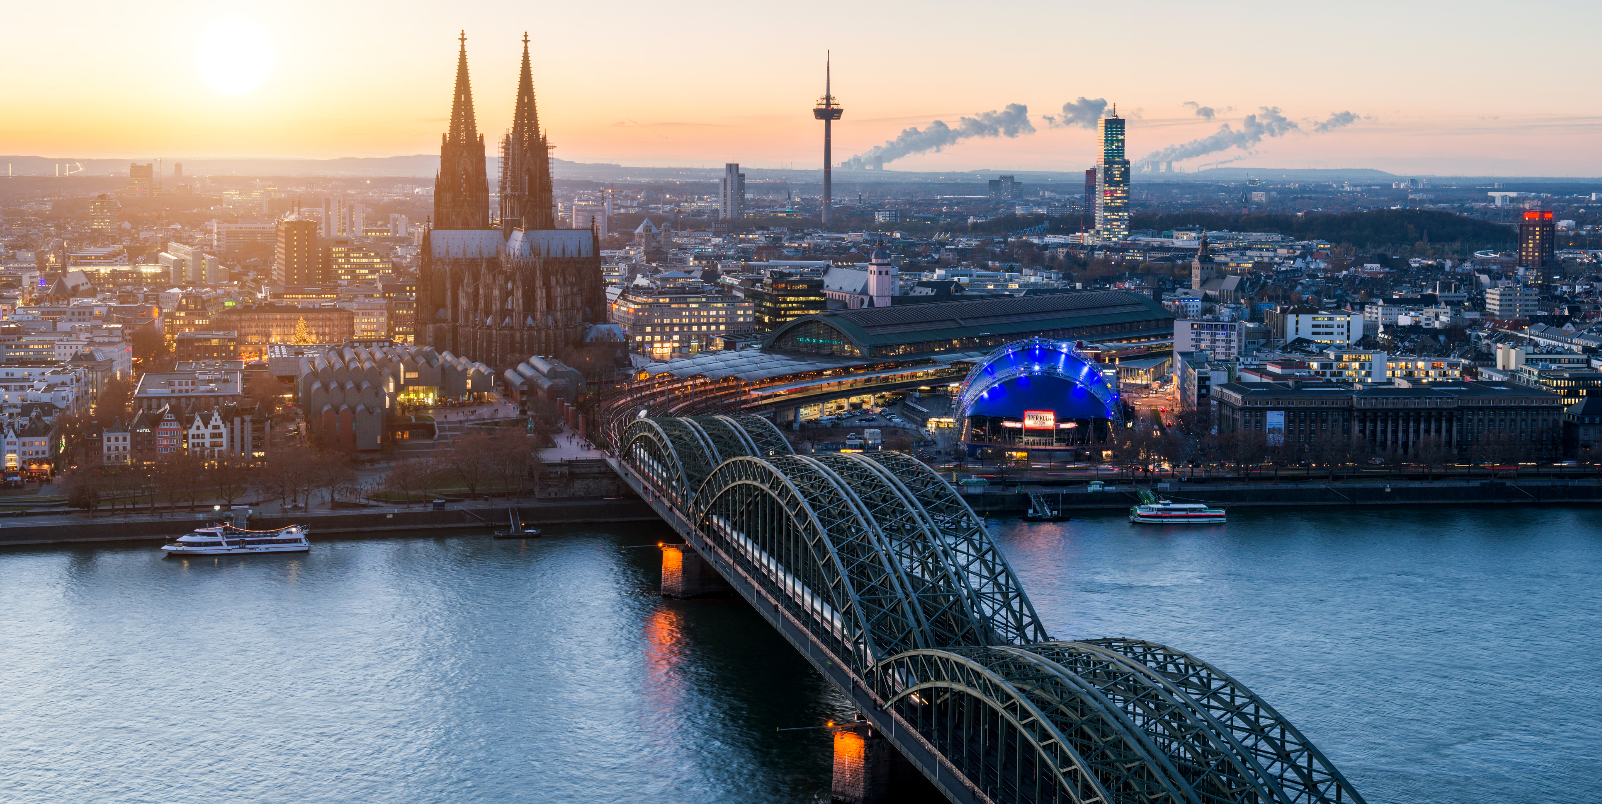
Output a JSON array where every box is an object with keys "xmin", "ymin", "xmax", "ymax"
[{"xmin": 540, "ymin": 426, "xmax": 604, "ymax": 462}]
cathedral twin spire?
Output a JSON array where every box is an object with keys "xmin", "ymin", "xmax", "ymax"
[{"xmin": 432, "ymin": 32, "xmax": 552, "ymax": 233}]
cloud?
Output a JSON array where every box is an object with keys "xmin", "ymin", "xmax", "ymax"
[
  {"xmin": 1312, "ymin": 111, "xmax": 1361, "ymax": 132},
  {"xmin": 1141, "ymin": 106, "xmax": 1301, "ymax": 163},
  {"xmin": 1182, "ymin": 101, "xmax": 1216, "ymax": 121},
  {"xmin": 1042, "ymin": 97, "xmax": 1108, "ymax": 128},
  {"xmin": 853, "ymin": 103, "xmax": 1035, "ymax": 165}
]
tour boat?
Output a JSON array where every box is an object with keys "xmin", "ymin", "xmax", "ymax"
[
  {"xmin": 162, "ymin": 523, "xmax": 311, "ymax": 555},
  {"xmin": 1128, "ymin": 500, "xmax": 1226, "ymax": 525}
]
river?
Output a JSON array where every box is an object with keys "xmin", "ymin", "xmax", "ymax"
[{"xmin": 0, "ymin": 505, "xmax": 1596, "ymax": 803}]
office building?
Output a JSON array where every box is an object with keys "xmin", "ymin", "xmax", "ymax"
[
  {"xmin": 611, "ymin": 289, "xmax": 754, "ymax": 358},
  {"xmin": 1083, "ymin": 168, "xmax": 1096, "ymax": 216},
  {"xmin": 321, "ymin": 196, "xmax": 347, "ymax": 237},
  {"xmin": 1486, "ymin": 286, "xmax": 1540, "ymax": 319},
  {"xmin": 89, "ymin": 195, "xmax": 119, "ymax": 232},
  {"xmin": 212, "ymin": 221, "xmax": 278, "ymax": 254},
  {"xmin": 748, "ymin": 273, "xmax": 825, "ymax": 332},
  {"xmin": 1518, "ymin": 210, "xmax": 1556, "ymax": 268},
  {"xmin": 1094, "ymin": 110, "xmax": 1129, "ymax": 241},
  {"xmin": 1174, "ymin": 319, "xmax": 1245, "ymax": 361},
  {"xmin": 1285, "ymin": 311, "xmax": 1363, "ymax": 346},
  {"xmin": 273, "ymin": 217, "xmax": 323, "ymax": 286},
  {"xmin": 327, "ymin": 240, "xmax": 388, "ymax": 284},
  {"xmin": 127, "ymin": 163, "xmax": 154, "ymax": 196},
  {"xmin": 174, "ymin": 331, "xmax": 240, "ymax": 362},
  {"xmin": 719, "ymin": 163, "xmax": 746, "ymax": 221}
]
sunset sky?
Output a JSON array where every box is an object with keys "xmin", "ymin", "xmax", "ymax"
[{"xmin": 4, "ymin": 0, "xmax": 1600, "ymax": 176}]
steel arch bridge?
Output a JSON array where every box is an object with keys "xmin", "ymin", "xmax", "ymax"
[{"xmin": 613, "ymin": 416, "xmax": 1364, "ymax": 804}]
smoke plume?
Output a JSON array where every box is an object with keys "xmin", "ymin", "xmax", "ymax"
[
  {"xmin": 1042, "ymin": 97, "xmax": 1108, "ymax": 128},
  {"xmin": 1141, "ymin": 106, "xmax": 1300, "ymax": 164},
  {"xmin": 1313, "ymin": 111, "xmax": 1360, "ymax": 132},
  {"xmin": 1182, "ymin": 101, "xmax": 1216, "ymax": 120},
  {"xmin": 854, "ymin": 104, "xmax": 1035, "ymax": 165}
]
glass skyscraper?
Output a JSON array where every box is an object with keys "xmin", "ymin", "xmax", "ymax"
[{"xmin": 1094, "ymin": 112, "xmax": 1129, "ymax": 242}]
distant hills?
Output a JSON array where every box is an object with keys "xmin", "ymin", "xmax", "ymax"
[{"xmin": 0, "ymin": 154, "xmax": 1593, "ymax": 185}]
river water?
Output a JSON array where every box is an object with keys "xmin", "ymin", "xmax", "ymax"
[{"xmin": 0, "ymin": 505, "xmax": 1597, "ymax": 804}]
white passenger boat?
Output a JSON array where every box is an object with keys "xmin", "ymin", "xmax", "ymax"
[
  {"xmin": 162, "ymin": 523, "xmax": 311, "ymax": 555},
  {"xmin": 1128, "ymin": 500, "xmax": 1226, "ymax": 524}
]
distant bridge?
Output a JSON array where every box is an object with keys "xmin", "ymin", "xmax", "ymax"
[{"xmin": 610, "ymin": 413, "xmax": 1365, "ymax": 804}]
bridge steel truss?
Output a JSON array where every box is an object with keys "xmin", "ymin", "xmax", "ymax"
[{"xmin": 615, "ymin": 416, "xmax": 1365, "ymax": 804}]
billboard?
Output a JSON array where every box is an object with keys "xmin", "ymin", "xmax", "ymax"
[
  {"xmin": 1023, "ymin": 410, "xmax": 1056, "ymax": 429},
  {"xmin": 1265, "ymin": 410, "xmax": 1285, "ymax": 445}
]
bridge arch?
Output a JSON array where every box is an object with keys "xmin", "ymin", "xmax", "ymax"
[{"xmin": 693, "ymin": 455, "xmax": 931, "ymax": 671}]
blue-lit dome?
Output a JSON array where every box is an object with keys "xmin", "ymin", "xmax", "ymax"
[{"xmin": 956, "ymin": 338, "xmax": 1120, "ymax": 422}]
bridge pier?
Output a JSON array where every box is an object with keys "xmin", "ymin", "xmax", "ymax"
[
  {"xmin": 659, "ymin": 543, "xmax": 732, "ymax": 598},
  {"xmin": 831, "ymin": 722, "xmax": 918, "ymax": 804}
]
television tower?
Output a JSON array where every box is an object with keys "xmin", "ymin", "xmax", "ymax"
[{"xmin": 812, "ymin": 52, "xmax": 843, "ymax": 225}]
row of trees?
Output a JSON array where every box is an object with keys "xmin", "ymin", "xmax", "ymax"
[
  {"xmin": 381, "ymin": 431, "xmax": 543, "ymax": 503},
  {"xmin": 65, "ymin": 446, "xmax": 366, "ymax": 514}
]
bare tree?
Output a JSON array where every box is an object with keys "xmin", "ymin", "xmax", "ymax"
[
  {"xmin": 1412, "ymin": 436, "xmax": 1454, "ymax": 482},
  {"xmin": 212, "ymin": 459, "xmax": 253, "ymax": 508},
  {"xmin": 441, "ymin": 431, "xmax": 496, "ymax": 499},
  {"xmin": 383, "ymin": 457, "xmax": 431, "ymax": 506},
  {"xmin": 311, "ymin": 454, "xmax": 359, "ymax": 507}
]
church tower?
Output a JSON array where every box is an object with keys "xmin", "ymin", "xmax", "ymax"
[
  {"xmin": 434, "ymin": 32, "xmax": 490, "ymax": 230},
  {"xmin": 499, "ymin": 34, "xmax": 555, "ymax": 233},
  {"xmin": 1191, "ymin": 233, "xmax": 1217, "ymax": 290}
]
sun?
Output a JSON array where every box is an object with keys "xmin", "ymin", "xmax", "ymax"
[{"xmin": 196, "ymin": 20, "xmax": 272, "ymax": 95}]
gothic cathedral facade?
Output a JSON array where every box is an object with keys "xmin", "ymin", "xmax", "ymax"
[{"xmin": 416, "ymin": 33, "xmax": 615, "ymax": 375}]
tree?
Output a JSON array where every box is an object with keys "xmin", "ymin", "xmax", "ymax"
[
  {"xmin": 310, "ymin": 453, "xmax": 359, "ymax": 507},
  {"xmin": 1412, "ymin": 436, "xmax": 1454, "ymax": 482},
  {"xmin": 383, "ymin": 456, "xmax": 433, "ymax": 506},
  {"xmin": 486, "ymin": 438, "xmax": 535, "ymax": 499},
  {"xmin": 212, "ymin": 459, "xmax": 253, "ymax": 508},
  {"xmin": 441, "ymin": 431, "xmax": 496, "ymax": 498},
  {"xmin": 172, "ymin": 451, "xmax": 209, "ymax": 510},
  {"xmin": 245, "ymin": 373, "xmax": 282, "ymax": 415},
  {"xmin": 130, "ymin": 325, "xmax": 167, "ymax": 363},
  {"xmin": 154, "ymin": 457, "xmax": 189, "ymax": 511},
  {"xmin": 66, "ymin": 474, "xmax": 102, "ymax": 514},
  {"xmin": 291, "ymin": 317, "xmax": 317, "ymax": 345},
  {"xmin": 94, "ymin": 377, "xmax": 133, "ymax": 426}
]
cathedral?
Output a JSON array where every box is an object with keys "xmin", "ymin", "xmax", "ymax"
[{"xmin": 416, "ymin": 33, "xmax": 620, "ymax": 375}]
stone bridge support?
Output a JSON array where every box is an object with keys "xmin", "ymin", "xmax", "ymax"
[
  {"xmin": 660, "ymin": 543, "xmax": 733, "ymax": 598},
  {"xmin": 831, "ymin": 722, "xmax": 920, "ymax": 804}
]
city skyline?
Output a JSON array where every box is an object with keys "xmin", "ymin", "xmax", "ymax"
[{"xmin": 3, "ymin": 0, "xmax": 1600, "ymax": 176}]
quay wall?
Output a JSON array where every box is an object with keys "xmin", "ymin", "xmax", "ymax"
[
  {"xmin": 0, "ymin": 497, "xmax": 663, "ymax": 548},
  {"xmin": 960, "ymin": 478, "xmax": 1601, "ymax": 513}
]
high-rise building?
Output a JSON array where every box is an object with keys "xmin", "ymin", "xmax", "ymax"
[
  {"xmin": 1094, "ymin": 110, "xmax": 1129, "ymax": 242},
  {"xmin": 388, "ymin": 214, "xmax": 411, "ymax": 237},
  {"xmin": 128, "ymin": 163, "xmax": 154, "ymax": 196},
  {"xmin": 1518, "ymin": 210, "xmax": 1556, "ymax": 268},
  {"xmin": 719, "ymin": 163, "xmax": 745, "ymax": 221},
  {"xmin": 435, "ymin": 31, "xmax": 491, "ymax": 231},
  {"xmin": 812, "ymin": 54, "xmax": 843, "ymax": 225},
  {"xmin": 273, "ymin": 217, "xmax": 323, "ymax": 286},
  {"xmin": 988, "ymin": 175, "xmax": 1022, "ymax": 202},
  {"xmin": 89, "ymin": 194, "xmax": 119, "ymax": 232},
  {"xmin": 1084, "ymin": 168, "xmax": 1097, "ymax": 216}
]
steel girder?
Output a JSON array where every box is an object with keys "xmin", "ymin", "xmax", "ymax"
[
  {"xmin": 693, "ymin": 455, "xmax": 929, "ymax": 672},
  {"xmin": 866, "ymin": 451, "xmax": 1049, "ymax": 645},
  {"xmin": 689, "ymin": 415, "xmax": 760, "ymax": 462},
  {"xmin": 621, "ymin": 417, "xmax": 699, "ymax": 507},
  {"xmin": 1017, "ymin": 643, "xmax": 1282, "ymax": 804},
  {"xmin": 1084, "ymin": 640, "xmax": 1365, "ymax": 804},
  {"xmin": 813, "ymin": 454, "xmax": 1004, "ymax": 649},
  {"xmin": 729, "ymin": 413, "xmax": 794, "ymax": 457}
]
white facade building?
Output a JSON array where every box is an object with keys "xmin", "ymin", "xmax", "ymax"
[
  {"xmin": 1173, "ymin": 319, "xmax": 1246, "ymax": 361},
  {"xmin": 1285, "ymin": 312, "xmax": 1363, "ymax": 346}
]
